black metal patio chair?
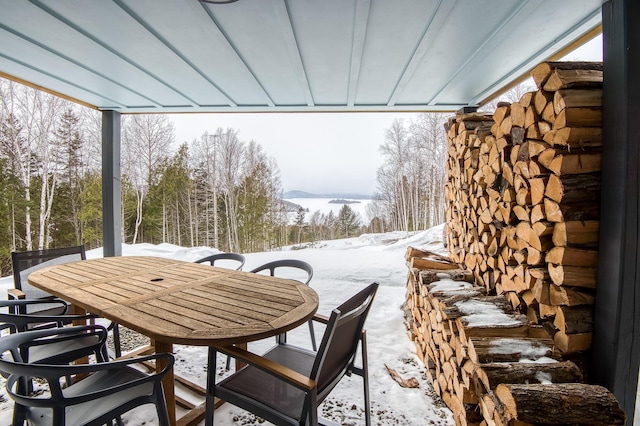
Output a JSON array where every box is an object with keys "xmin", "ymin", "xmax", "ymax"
[
  {"xmin": 209, "ymin": 282, "xmax": 378, "ymax": 426},
  {"xmin": 9, "ymin": 245, "xmax": 121, "ymax": 358},
  {"xmin": 0, "ymin": 299, "xmax": 109, "ymax": 365},
  {"xmin": 250, "ymin": 259, "xmax": 317, "ymax": 351},
  {"xmin": 9, "ymin": 245, "xmax": 87, "ymax": 314},
  {"xmin": 195, "ymin": 252, "xmax": 246, "ymax": 271},
  {"xmin": 0, "ymin": 325, "xmax": 174, "ymax": 426}
]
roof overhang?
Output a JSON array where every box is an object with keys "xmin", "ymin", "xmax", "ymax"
[{"xmin": 0, "ymin": 0, "xmax": 603, "ymax": 114}]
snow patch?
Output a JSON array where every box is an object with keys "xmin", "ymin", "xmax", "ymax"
[{"xmin": 455, "ymin": 300, "xmax": 522, "ymax": 327}]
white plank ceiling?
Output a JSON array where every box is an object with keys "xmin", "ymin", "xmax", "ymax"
[{"xmin": 0, "ymin": 0, "xmax": 603, "ymax": 113}]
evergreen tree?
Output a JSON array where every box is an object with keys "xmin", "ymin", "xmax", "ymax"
[
  {"xmin": 294, "ymin": 207, "xmax": 306, "ymax": 243},
  {"xmin": 78, "ymin": 171, "xmax": 102, "ymax": 250},
  {"xmin": 337, "ymin": 204, "xmax": 361, "ymax": 239},
  {"xmin": 51, "ymin": 108, "xmax": 85, "ymax": 245}
]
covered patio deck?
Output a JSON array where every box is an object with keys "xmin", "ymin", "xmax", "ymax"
[{"xmin": 0, "ymin": 1, "xmax": 638, "ymax": 424}]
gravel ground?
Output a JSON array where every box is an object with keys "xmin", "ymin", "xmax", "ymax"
[{"xmin": 108, "ymin": 325, "xmax": 149, "ymax": 355}]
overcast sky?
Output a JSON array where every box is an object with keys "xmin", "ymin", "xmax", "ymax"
[
  {"xmin": 171, "ymin": 35, "xmax": 603, "ymax": 196},
  {"xmin": 171, "ymin": 111, "xmax": 418, "ymax": 196}
]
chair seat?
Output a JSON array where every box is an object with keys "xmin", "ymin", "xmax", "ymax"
[
  {"xmin": 219, "ymin": 345, "xmax": 316, "ymax": 421},
  {"xmin": 20, "ymin": 367, "xmax": 153, "ymax": 426},
  {"xmin": 25, "ymin": 302, "xmax": 69, "ymax": 317},
  {"xmin": 29, "ymin": 334, "xmax": 104, "ymax": 364}
]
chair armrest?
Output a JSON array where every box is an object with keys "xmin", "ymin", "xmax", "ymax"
[
  {"xmin": 4, "ymin": 352, "xmax": 175, "ymax": 408},
  {"xmin": 311, "ymin": 313, "xmax": 329, "ymax": 324},
  {"xmin": 0, "ymin": 299, "xmax": 98, "ymax": 324},
  {"xmin": 12, "ymin": 325, "xmax": 108, "ymax": 352},
  {"xmin": 7, "ymin": 288, "xmax": 26, "ymax": 300},
  {"xmin": 69, "ymin": 352, "xmax": 174, "ymax": 376},
  {"xmin": 216, "ymin": 345, "xmax": 316, "ymax": 391}
]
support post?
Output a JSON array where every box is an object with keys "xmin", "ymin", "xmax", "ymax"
[
  {"xmin": 101, "ymin": 110, "xmax": 122, "ymax": 257},
  {"xmin": 593, "ymin": 1, "xmax": 640, "ymax": 424}
]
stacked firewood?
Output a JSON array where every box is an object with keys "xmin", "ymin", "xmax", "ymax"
[
  {"xmin": 401, "ymin": 61, "xmax": 629, "ymax": 425},
  {"xmin": 444, "ymin": 62, "xmax": 602, "ymax": 356},
  {"xmin": 404, "ymin": 248, "xmax": 626, "ymax": 426}
]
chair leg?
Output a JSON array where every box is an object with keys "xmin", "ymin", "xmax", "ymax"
[
  {"xmin": 308, "ymin": 320, "xmax": 317, "ymax": 351},
  {"xmin": 112, "ymin": 324, "xmax": 122, "ymax": 358},
  {"xmin": 11, "ymin": 403, "xmax": 27, "ymax": 426},
  {"xmin": 156, "ymin": 382, "xmax": 171, "ymax": 426},
  {"xmin": 206, "ymin": 347, "xmax": 217, "ymax": 426},
  {"xmin": 309, "ymin": 389, "xmax": 319, "ymax": 426},
  {"xmin": 361, "ymin": 331, "xmax": 371, "ymax": 426}
]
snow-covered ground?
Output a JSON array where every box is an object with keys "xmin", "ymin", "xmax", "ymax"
[{"xmin": 0, "ymin": 224, "xmax": 454, "ymax": 425}]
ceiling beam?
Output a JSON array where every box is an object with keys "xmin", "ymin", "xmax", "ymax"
[
  {"xmin": 426, "ymin": 0, "xmax": 540, "ymax": 106},
  {"xmin": 386, "ymin": 0, "xmax": 457, "ymax": 107},
  {"xmin": 474, "ymin": 17, "xmax": 602, "ymax": 106},
  {"xmin": 198, "ymin": 1, "xmax": 276, "ymax": 107},
  {"xmin": 273, "ymin": 0, "xmax": 314, "ymax": 107},
  {"xmin": 347, "ymin": 0, "xmax": 370, "ymax": 107},
  {"xmin": 28, "ymin": 0, "xmax": 185, "ymax": 109},
  {"xmin": 114, "ymin": 0, "xmax": 237, "ymax": 108},
  {"xmin": 113, "ymin": 0, "xmax": 224, "ymax": 107}
]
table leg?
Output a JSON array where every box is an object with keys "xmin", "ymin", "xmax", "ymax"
[
  {"xmin": 71, "ymin": 305, "xmax": 89, "ymax": 368},
  {"xmin": 205, "ymin": 347, "xmax": 215, "ymax": 426},
  {"xmin": 234, "ymin": 342, "xmax": 247, "ymax": 371},
  {"xmin": 155, "ymin": 341, "xmax": 176, "ymax": 426}
]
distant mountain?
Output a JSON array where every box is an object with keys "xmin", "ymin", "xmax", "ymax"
[
  {"xmin": 282, "ymin": 199, "xmax": 304, "ymax": 212},
  {"xmin": 283, "ymin": 190, "xmax": 372, "ymax": 200}
]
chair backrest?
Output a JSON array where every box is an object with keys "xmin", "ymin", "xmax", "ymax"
[
  {"xmin": 0, "ymin": 326, "xmax": 173, "ymax": 426},
  {"xmin": 311, "ymin": 282, "xmax": 378, "ymax": 396},
  {"xmin": 11, "ymin": 245, "xmax": 86, "ymax": 298},
  {"xmin": 0, "ymin": 300, "xmax": 96, "ymax": 334},
  {"xmin": 195, "ymin": 252, "xmax": 246, "ymax": 271},
  {"xmin": 249, "ymin": 259, "xmax": 313, "ymax": 285}
]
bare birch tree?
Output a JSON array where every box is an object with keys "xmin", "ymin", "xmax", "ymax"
[
  {"xmin": 121, "ymin": 114, "xmax": 175, "ymax": 243},
  {"xmin": 191, "ymin": 131, "xmax": 221, "ymax": 248},
  {"xmin": 216, "ymin": 128, "xmax": 244, "ymax": 252},
  {"xmin": 0, "ymin": 81, "xmax": 34, "ymax": 249},
  {"xmin": 375, "ymin": 114, "xmax": 448, "ymax": 233}
]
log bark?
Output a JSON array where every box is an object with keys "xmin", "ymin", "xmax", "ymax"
[
  {"xmin": 554, "ymin": 305, "xmax": 593, "ymax": 334},
  {"xmin": 411, "ymin": 257, "xmax": 459, "ymax": 271},
  {"xmin": 543, "ymin": 69, "xmax": 603, "ymax": 91},
  {"xmin": 553, "ymin": 107, "xmax": 602, "ymax": 129},
  {"xmin": 495, "ymin": 383, "xmax": 626, "ymax": 425},
  {"xmin": 553, "ymin": 88, "xmax": 603, "ymax": 113},
  {"xmin": 552, "ymin": 221, "xmax": 599, "ymax": 247},
  {"xmin": 476, "ymin": 361, "xmax": 583, "ymax": 391},
  {"xmin": 420, "ymin": 268, "xmax": 475, "ymax": 286},
  {"xmin": 553, "ymin": 331, "xmax": 592, "ymax": 354},
  {"xmin": 530, "ymin": 61, "xmax": 603, "ymax": 89},
  {"xmin": 552, "ymin": 126, "xmax": 602, "ymax": 148},
  {"xmin": 543, "ymin": 198, "xmax": 600, "ymax": 222},
  {"xmin": 537, "ymin": 149, "xmax": 601, "ymax": 175},
  {"xmin": 544, "ymin": 173, "xmax": 600, "ymax": 204},
  {"xmin": 548, "ymin": 263, "xmax": 597, "ymax": 288},
  {"xmin": 545, "ymin": 246, "xmax": 598, "ymax": 267},
  {"xmin": 549, "ymin": 284, "xmax": 595, "ymax": 306}
]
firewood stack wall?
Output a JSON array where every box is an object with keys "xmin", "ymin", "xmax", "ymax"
[
  {"xmin": 444, "ymin": 61, "xmax": 602, "ymax": 355},
  {"xmin": 403, "ymin": 62, "xmax": 627, "ymax": 425}
]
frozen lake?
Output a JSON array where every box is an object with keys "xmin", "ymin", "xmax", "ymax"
[{"xmin": 286, "ymin": 197, "xmax": 373, "ymax": 221}]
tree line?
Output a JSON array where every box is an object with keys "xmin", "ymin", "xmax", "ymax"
[
  {"xmin": 0, "ymin": 79, "xmax": 294, "ymax": 275},
  {"xmin": 0, "ymin": 78, "xmax": 448, "ymax": 275},
  {"xmin": 368, "ymin": 114, "xmax": 448, "ymax": 234}
]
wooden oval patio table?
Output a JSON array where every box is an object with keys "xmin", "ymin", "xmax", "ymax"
[{"xmin": 27, "ymin": 256, "xmax": 319, "ymax": 426}]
